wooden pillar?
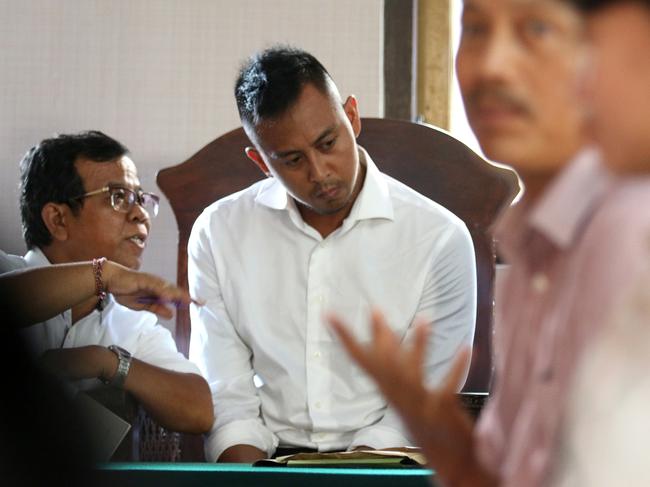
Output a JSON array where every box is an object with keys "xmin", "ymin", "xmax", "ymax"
[
  {"xmin": 416, "ymin": 0, "xmax": 452, "ymax": 129},
  {"xmin": 383, "ymin": 0, "xmax": 417, "ymax": 121}
]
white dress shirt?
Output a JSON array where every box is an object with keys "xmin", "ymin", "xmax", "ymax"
[
  {"xmin": 1, "ymin": 248, "xmax": 200, "ymax": 390},
  {"xmin": 188, "ymin": 149, "xmax": 476, "ymax": 461}
]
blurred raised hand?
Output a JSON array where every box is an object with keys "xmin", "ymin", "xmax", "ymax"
[{"xmin": 327, "ymin": 309, "xmax": 496, "ymax": 487}]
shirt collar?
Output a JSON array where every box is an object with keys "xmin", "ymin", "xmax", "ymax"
[
  {"xmin": 254, "ymin": 176, "xmax": 289, "ymax": 210},
  {"xmin": 24, "ymin": 246, "xmax": 52, "ymax": 267},
  {"xmin": 497, "ymin": 146, "xmax": 613, "ymax": 256},
  {"xmin": 346, "ymin": 147, "xmax": 394, "ymax": 223},
  {"xmin": 253, "ymin": 146, "xmax": 394, "ymax": 224}
]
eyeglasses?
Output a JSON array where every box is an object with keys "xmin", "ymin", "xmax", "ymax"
[{"xmin": 70, "ymin": 185, "xmax": 160, "ymax": 217}]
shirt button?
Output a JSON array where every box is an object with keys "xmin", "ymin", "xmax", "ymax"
[
  {"xmin": 531, "ymin": 273, "xmax": 549, "ymax": 293},
  {"xmin": 314, "ymin": 351, "xmax": 321, "ymax": 358},
  {"xmin": 315, "ymin": 401, "xmax": 322, "ymax": 409}
]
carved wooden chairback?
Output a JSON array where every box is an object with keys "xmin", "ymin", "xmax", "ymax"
[{"xmin": 157, "ymin": 118, "xmax": 519, "ymax": 395}]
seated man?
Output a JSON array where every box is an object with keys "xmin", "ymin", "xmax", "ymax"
[
  {"xmin": 1, "ymin": 131, "xmax": 213, "ymax": 436},
  {"xmin": 0, "ymin": 258, "xmax": 198, "ymax": 480},
  {"xmin": 188, "ymin": 46, "xmax": 477, "ymax": 462}
]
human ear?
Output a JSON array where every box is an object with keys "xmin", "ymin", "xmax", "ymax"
[
  {"xmin": 245, "ymin": 147, "xmax": 272, "ymax": 177},
  {"xmin": 41, "ymin": 203, "xmax": 70, "ymax": 242},
  {"xmin": 343, "ymin": 95, "xmax": 362, "ymax": 138}
]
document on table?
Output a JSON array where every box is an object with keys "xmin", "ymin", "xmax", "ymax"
[
  {"xmin": 73, "ymin": 391, "xmax": 131, "ymax": 462},
  {"xmin": 254, "ymin": 448, "xmax": 426, "ymax": 468}
]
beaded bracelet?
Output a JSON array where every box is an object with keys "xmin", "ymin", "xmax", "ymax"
[{"xmin": 92, "ymin": 257, "xmax": 108, "ymax": 303}]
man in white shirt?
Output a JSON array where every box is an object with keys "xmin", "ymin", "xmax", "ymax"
[
  {"xmin": 2, "ymin": 130, "xmax": 213, "ymax": 435},
  {"xmin": 188, "ymin": 46, "xmax": 477, "ymax": 463}
]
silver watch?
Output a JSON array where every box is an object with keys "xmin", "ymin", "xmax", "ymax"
[{"xmin": 104, "ymin": 345, "xmax": 132, "ymax": 389}]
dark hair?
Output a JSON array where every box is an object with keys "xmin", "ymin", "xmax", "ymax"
[
  {"xmin": 19, "ymin": 130, "xmax": 129, "ymax": 249},
  {"xmin": 235, "ymin": 46, "xmax": 333, "ymax": 128},
  {"xmin": 568, "ymin": 0, "xmax": 650, "ymax": 11}
]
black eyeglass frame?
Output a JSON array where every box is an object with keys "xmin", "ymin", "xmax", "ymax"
[{"xmin": 69, "ymin": 185, "xmax": 160, "ymax": 217}]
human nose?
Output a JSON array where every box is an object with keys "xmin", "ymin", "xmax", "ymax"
[
  {"xmin": 475, "ymin": 28, "xmax": 519, "ymax": 82},
  {"xmin": 307, "ymin": 155, "xmax": 330, "ymax": 183},
  {"xmin": 575, "ymin": 46, "xmax": 595, "ymax": 106},
  {"xmin": 128, "ymin": 199, "xmax": 150, "ymax": 224}
]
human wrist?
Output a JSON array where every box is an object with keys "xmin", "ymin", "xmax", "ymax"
[
  {"xmin": 99, "ymin": 260, "xmax": 117, "ymax": 293},
  {"xmin": 100, "ymin": 345, "xmax": 132, "ymax": 388},
  {"xmin": 98, "ymin": 345, "xmax": 120, "ymax": 383},
  {"xmin": 91, "ymin": 257, "xmax": 108, "ymax": 302}
]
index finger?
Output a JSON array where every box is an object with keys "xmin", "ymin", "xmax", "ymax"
[{"xmin": 156, "ymin": 285, "xmax": 194, "ymax": 306}]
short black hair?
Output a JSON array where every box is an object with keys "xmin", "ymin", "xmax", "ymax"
[
  {"xmin": 235, "ymin": 46, "xmax": 333, "ymax": 129},
  {"xmin": 19, "ymin": 130, "xmax": 129, "ymax": 249},
  {"xmin": 568, "ymin": 0, "xmax": 650, "ymax": 11}
]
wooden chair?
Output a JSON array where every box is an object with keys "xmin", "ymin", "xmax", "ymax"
[{"xmin": 156, "ymin": 118, "xmax": 519, "ymax": 459}]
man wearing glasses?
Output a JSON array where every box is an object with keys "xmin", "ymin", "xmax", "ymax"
[{"xmin": 0, "ymin": 131, "xmax": 213, "ymax": 437}]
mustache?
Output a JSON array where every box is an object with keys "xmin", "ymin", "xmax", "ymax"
[
  {"xmin": 314, "ymin": 179, "xmax": 341, "ymax": 193},
  {"xmin": 465, "ymin": 85, "xmax": 532, "ymax": 116},
  {"xmin": 312, "ymin": 180, "xmax": 341, "ymax": 196}
]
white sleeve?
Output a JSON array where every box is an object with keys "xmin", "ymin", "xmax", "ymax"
[
  {"xmin": 349, "ymin": 221, "xmax": 477, "ymax": 449},
  {"xmin": 132, "ymin": 320, "xmax": 201, "ymax": 375},
  {"xmin": 188, "ymin": 213, "xmax": 278, "ymax": 462}
]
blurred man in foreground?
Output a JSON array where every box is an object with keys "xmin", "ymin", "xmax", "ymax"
[
  {"xmin": 551, "ymin": 1, "xmax": 650, "ymax": 485},
  {"xmin": 329, "ymin": 1, "xmax": 650, "ymax": 486}
]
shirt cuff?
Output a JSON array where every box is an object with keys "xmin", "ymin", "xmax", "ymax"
[
  {"xmin": 348, "ymin": 424, "xmax": 412, "ymax": 451},
  {"xmin": 204, "ymin": 418, "xmax": 279, "ymax": 462},
  {"xmin": 157, "ymin": 357, "xmax": 202, "ymax": 375}
]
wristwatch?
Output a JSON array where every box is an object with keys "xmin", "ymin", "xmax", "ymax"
[{"xmin": 103, "ymin": 345, "xmax": 132, "ymax": 389}]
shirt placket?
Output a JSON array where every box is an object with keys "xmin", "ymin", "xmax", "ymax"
[
  {"xmin": 61, "ymin": 309, "xmax": 104, "ymax": 349},
  {"xmin": 305, "ymin": 239, "xmax": 332, "ymax": 445}
]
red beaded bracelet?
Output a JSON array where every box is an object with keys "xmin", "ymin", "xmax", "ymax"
[{"xmin": 92, "ymin": 257, "xmax": 108, "ymax": 303}]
